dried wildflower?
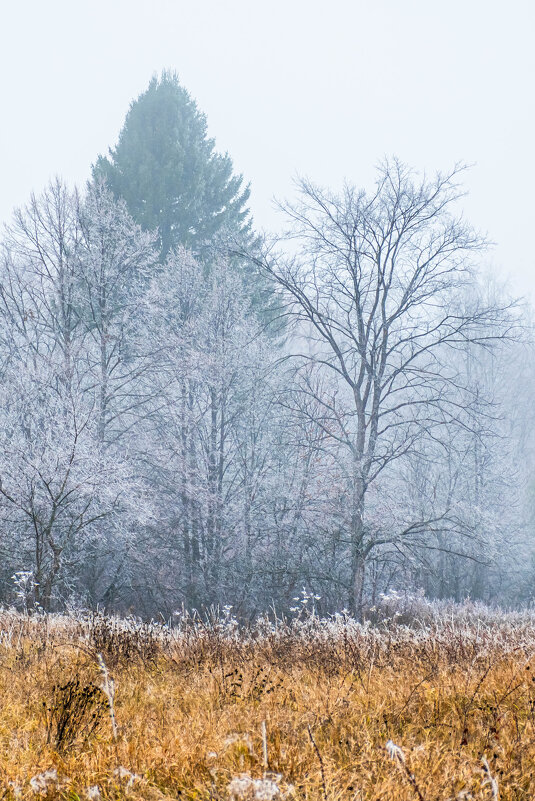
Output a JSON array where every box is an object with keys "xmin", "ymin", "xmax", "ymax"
[
  {"xmin": 481, "ymin": 757, "xmax": 499, "ymax": 800},
  {"xmin": 224, "ymin": 732, "xmax": 255, "ymax": 755},
  {"xmin": 29, "ymin": 769, "xmax": 59, "ymax": 795},
  {"xmin": 7, "ymin": 781, "xmax": 22, "ymax": 799},
  {"xmin": 386, "ymin": 741, "xmax": 425, "ymax": 801},
  {"xmin": 254, "ymin": 780, "xmax": 281, "ymax": 801},
  {"xmin": 97, "ymin": 653, "xmax": 117, "ymax": 740},
  {"xmin": 386, "ymin": 739, "xmax": 405, "ymax": 763},
  {"xmin": 228, "ymin": 774, "xmax": 281, "ymax": 801},
  {"xmin": 113, "ymin": 766, "xmax": 142, "ymax": 789},
  {"xmin": 229, "ymin": 775, "xmax": 255, "ymax": 799}
]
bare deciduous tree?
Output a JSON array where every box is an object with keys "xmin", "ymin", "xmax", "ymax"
[{"xmin": 251, "ymin": 160, "xmax": 516, "ymax": 613}]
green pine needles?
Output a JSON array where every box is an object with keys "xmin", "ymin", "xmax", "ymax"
[{"xmin": 94, "ymin": 70, "xmax": 252, "ymax": 258}]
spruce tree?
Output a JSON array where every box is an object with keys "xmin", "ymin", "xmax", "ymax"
[{"xmin": 94, "ymin": 71, "xmax": 252, "ymax": 258}]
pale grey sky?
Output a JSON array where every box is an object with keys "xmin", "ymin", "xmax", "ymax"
[{"xmin": 1, "ymin": 1, "xmax": 534, "ymax": 296}]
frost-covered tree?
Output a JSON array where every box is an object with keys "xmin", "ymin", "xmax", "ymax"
[
  {"xmin": 77, "ymin": 180, "xmax": 158, "ymax": 444},
  {"xmin": 137, "ymin": 248, "xmax": 284, "ymax": 611},
  {"xmin": 0, "ymin": 162, "xmax": 530, "ymax": 615},
  {"xmin": 0, "ymin": 180, "xmax": 153, "ymax": 609},
  {"xmin": 390, "ymin": 279, "xmax": 529, "ymax": 603},
  {"xmin": 251, "ymin": 161, "xmax": 517, "ymax": 614},
  {"xmin": 0, "ymin": 365, "xmax": 137, "ymax": 610},
  {"xmin": 0, "ymin": 179, "xmax": 84, "ymax": 389}
]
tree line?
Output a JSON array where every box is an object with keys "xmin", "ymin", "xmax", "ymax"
[{"xmin": 0, "ymin": 72, "xmax": 533, "ymax": 616}]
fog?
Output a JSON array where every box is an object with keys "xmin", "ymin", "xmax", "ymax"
[{"xmin": 2, "ymin": 1, "xmax": 534, "ymax": 296}]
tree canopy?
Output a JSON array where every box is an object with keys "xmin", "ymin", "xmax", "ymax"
[{"xmin": 93, "ymin": 71, "xmax": 252, "ymax": 258}]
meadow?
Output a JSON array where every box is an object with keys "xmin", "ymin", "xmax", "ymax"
[{"xmin": 0, "ymin": 599, "xmax": 534, "ymax": 799}]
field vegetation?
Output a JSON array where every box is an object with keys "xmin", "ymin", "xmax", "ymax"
[{"xmin": 0, "ymin": 599, "xmax": 534, "ymax": 799}]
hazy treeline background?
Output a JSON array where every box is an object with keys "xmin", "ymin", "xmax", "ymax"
[{"xmin": 1, "ymin": 73, "xmax": 534, "ymax": 617}]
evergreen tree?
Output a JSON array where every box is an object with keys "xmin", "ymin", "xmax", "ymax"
[{"xmin": 93, "ymin": 71, "xmax": 252, "ymax": 258}]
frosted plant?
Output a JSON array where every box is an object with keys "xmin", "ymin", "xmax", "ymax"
[
  {"xmin": 113, "ymin": 767, "xmax": 141, "ymax": 789},
  {"xmin": 290, "ymin": 588, "xmax": 321, "ymax": 616},
  {"xmin": 228, "ymin": 774, "xmax": 281, "ymax": 801},
  {"xmin": 481, "ymin": 757, "xmax": 499, "ymax": 800},
  {"xmin": 11, "ymin": 571, "xmax": 38, "ymax": 614},
  {"xmin": 97, "ymin": 653, "xmax": 117, "ymax": 740},
  {"xmin": 386, "ymin": 740, "xmax": 405, "ymax": 763},
  {"xmin": 8, "ymin": 781, "xmax": 22, "ymax": 799},
  {"xmin": 29, "ymin": 769, "xmax": 60, "ymax": 795},
  {"xmin": 7, "ymin": 781, "xmax": 22, "ymax": 798}
]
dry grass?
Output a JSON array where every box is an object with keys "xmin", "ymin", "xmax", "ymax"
[{"xmin": 0, "ymin": 606, "xmax": 535, "ymax": 799}]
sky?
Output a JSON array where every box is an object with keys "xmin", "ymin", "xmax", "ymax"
[{"xmin": 1, "ymin": 0, "xmax": 534, "ymax": 298}]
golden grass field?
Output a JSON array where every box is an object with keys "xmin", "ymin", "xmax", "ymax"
[{"xmin": 0, "ymin": 607, "xmax": 535, "ymax": 799}]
